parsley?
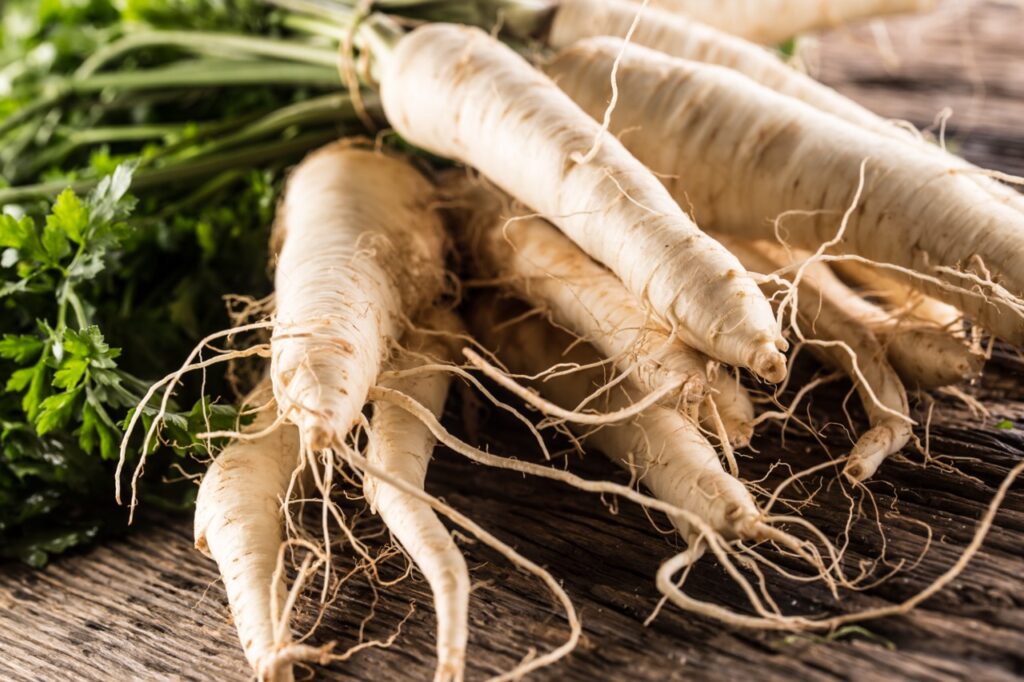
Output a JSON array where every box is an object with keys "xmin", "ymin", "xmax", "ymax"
[
  {"xmin": 0, "ymin": 166, "xmax": 244, "ymax": 564},
  {"xmin": 0, "ymin": 0, "xmax": 360, "ymax": 566}
]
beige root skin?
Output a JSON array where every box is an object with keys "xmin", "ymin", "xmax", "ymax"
[
  {"xmin": 725, "ymin": 239, "xmax": 913, "ymax": 482},
  {"xmin": 801, "ymin": 255, "xmax": 982, "ymax": 390},
  {"xmin": 194, "ymin": 390, "xmax": 318, "ymax": 682},
  {"xmin": 757, "ymin": 242, "xmax": 982, "ymax": 390},
  {"xmin": 271, "ymin": 143, "xmax": 445, "ymax": 450},
  {"xmin": 700, "ymin": 370, "xmax": 755, "ymax": 449},
  {"xmin": 364, "ymin": 311, "xmax": 470, "ymax": 682},
  {"xmin": 550, "ymin": 0, "xmax": 902, "ymax": 135},
  {"xmin": 545, "ymin": 39, "xmax": 1024, "ymax": 343},
  {"xmin": 442, "ymin": 171, "xmax": 709, "ymax": 403},
  {"xmin": 640, "ymin": 0, "xmax": 937, "ymax": 44},
  {"xmin": 549, "ymin": 0, "xmax": 1024, "ymax": 218},
  {"xmin": 469, "ymin": 297, "xmax": 761, "ymax": 543},
  {"xmin": 832, "ymin": 259, "xmax": 965, "ymax": 332},
  {"xmin": 381, "ymin": 23, "xmax": 788, "ymax": 382}
]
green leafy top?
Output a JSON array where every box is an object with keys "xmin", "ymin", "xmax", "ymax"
[{"xmin": 0, "ymin": 163, "xmax": 254, "ymax": 566}]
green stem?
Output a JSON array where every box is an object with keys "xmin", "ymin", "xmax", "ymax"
[
  {"xmin": 74, "ymin": 124, "xmax": 191, "ymax": 144},
  {"xmin": 281, "ymin": 13, "xmax": 352, "ymax": 41},
  {"xmin": 76, "ymin": 30, "xmax": 338, "ymax": 78},
  {"xmin": 1, "ymin": 113, "xmax": 47, "ymax": 176},
  {"xmin": 15, "ymin": 124, "xmax": 193, "ymax": 181},
  {"xmin": 74, "ymin": 61, "xmax": 342, "ymax": 92},
  {"xmin": 86, "ymin": 384, "xmax": 126, "ymax": 432},
  {"xmin": 0, "ymin": 130, "xmax": 340, "ymax": 204},
  {"xmin": 66, "ymin": 289, "xmax": 89, "ymax": 330},
  {"xmin": 0, "ymin": 88, "xmax": 69, "ymax": 139},
  {"xmin": 265, "ymin": 0, "xmax": 355, "ymax": 24},
  {"xmin": 358, "ymin": 14, "xmax": 405, "ymax": 78},
  {"xmin": 156, "ymin": 169, "xmax": 245, "ymax": 217},
  {"xmin": 292, "ymin": 0, "xmax": 555, "ymax": 38},
  {"xmin": 170, "ymin": 92, "xmax": 372, "ymax": 161},
  {"xmin": 130, "ymin": 113, "xmax": 273, "ymax": 164}
]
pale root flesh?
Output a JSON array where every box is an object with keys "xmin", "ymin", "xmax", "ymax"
[
  {"xmin": 442, "ymin": 172, "xmax": 709, "ymax": 402},
  {"xmin": 271, "ymin": 144, "xmax": 445, "ymax": 450},
  {"xmin": 365, "ymin": 310, "xmax": 470, "ymax": 682},
  {"xmin": 640, "ymin": 0, "xmax": 937, "ymax": 44},
  {"xmin": 547, "ymin": 0, "xmax": 1024, "ymax": 216},
  {"xmin": 546, "ymin": 38, "xmax": 1024, "ymax": 343},
  {"xmin": 381, "ymin": 23, "xmax": 787, "ymax": 381},
  {"xmin": 725, "ymin": 239, "xmax": 912, "ymax": 481},
  {"xmin": 700, "ymin": 371, "xmax": 756, "ymax": 448},
  {"xmin": 470, "ymin": 297, "xmax": 760, "ymax": 543},
  {"xmin": 194, "ymin": 392, "xmax": 306, "ymax": 682}
]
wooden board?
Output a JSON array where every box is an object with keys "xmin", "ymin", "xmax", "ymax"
[{"xmin": 2, "ymin": 1, "xmax": 1023, "ymax": 680}]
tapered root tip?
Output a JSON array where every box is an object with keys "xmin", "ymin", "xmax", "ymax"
[
  {"xmin": 434, "ymin": 653, "xmax": 467, "ymax": 682},
  {"xmin": 844, "ymin": 425, "xmax": 899, "ymax": 483},
  {"xmin": 257, "ymin": 642, "xmax": 335, "ymax": 682},
  {"xmin": 732, "ymin": 425, "xmax": 755, "ymax": 450},
  {"xmin": 750, "ymin": 345, "xmax": 788, "ymax": 384},
  {"xmin": 301, "ymin": 419, "xmax": 336, "ymax": 452},
  {"xmin": 963, "ymin": 351, "xmax": 986, "ymax": 379}
]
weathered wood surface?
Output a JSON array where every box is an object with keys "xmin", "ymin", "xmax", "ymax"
[{"xmin": 2, "ymin": 1, "xmax": 1024, "ymax": 680}]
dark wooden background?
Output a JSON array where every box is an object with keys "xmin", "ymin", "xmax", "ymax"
[{"xmin": 2, "ymin": 1, "xmax": 1023, "ymax": 680}]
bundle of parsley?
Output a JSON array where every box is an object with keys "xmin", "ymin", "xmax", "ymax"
[{"xmin": 0, "ymin": 0, "xmax": 364, "ymax": 565}]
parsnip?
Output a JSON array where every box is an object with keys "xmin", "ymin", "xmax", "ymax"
[
  {"xmin": 442, "ymin": 172, "xmax": 709, "ymax": 402},
  {"xmin": 640, "ymin": 0, "xmax": 937, "ymax": 44},
  {"xmin": 270, "ymin": 143, "xmax": 446, "ymax": 450},
  {"xmin": 365, "ymin": 310, "xmax": 470, "ymax": 682},
  {"xmin": 789, "ymin": 249, "xmax": 983, "ymax": 389},
  {"xmin": 470, "ymin": 297, "xmax": 762, "ymax": 543},
  {"xmin": 379, "ymin": 23, "xmax": 788, "ymax": 381},
  {"xmin": 831, "ymin": 259, "xmax": 965, "ymax": 332},
  {"xmin": 725, "ymin": 238, "xmax": 912, "ymax": 481},
  {"xmin": 546, "ymin": 0, "xmax": 1024, "ymax": 217},
  {"xmin": 194, "ymin": 391, "xmax": 314, "ymax": 682},
  {"xmin": 700, "ymin": 371, "xmax": 756, "ymax": 448},
  {"xmin": 546, "ymin": 38, "xmax": 1024, "ymax": 343}
]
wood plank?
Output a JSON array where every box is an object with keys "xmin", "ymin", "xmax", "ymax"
[
  {"xmin": 1, "ymin": 1, "xmax": 1023, "ymax": 680},
  {"xmin": 814, "ymin": 0, "xmax": 1024, "ymax": 175}
]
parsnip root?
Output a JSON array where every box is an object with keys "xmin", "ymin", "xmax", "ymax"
[
  {"xmin": 271, "ymin": 143, "xmax": 446, "ymax": 450},
  {"xmin": 364, "ymin": 310, "xmax": 471, "ymax": 682},
  {"xmin": 194, "ymin": 389, "xmax": 321, "ymax": 682},
  {"xmin": 546, "ymin": 38, "xmax": 1024, "ymax": 343},
  {"xmin": 642, "ymin": 0, "xmax": 937, "ymax": 44},
  {"xmin": 442, "ymin": 171, "xmax": 709, "ymax": 403},
  {"xmin": 380, "ymin": 23, "xmax": 788, "ymax": 381},
  {"xmin": 726, "ymin": 238, "xmax": 913, "ymax": 481}
]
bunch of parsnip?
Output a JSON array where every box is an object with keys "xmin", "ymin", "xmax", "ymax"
[{"xmin": 4, "ymin": 1, "xmax": 1023, "ymax": 680}]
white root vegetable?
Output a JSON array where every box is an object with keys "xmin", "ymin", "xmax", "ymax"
[
  {"xmin": 546, "ymin": 0, "xmax": 1024, "ymax": 217},
  {"xmin": 379, "ymin": 23, "xmax": 788, "ymax": 382},
  {"xmin": 364, "ymin": 309, "xmax": 470, "ymax": 682},
  {"xmin": 831, "ymin": 259, "xmax": 965, "ymax": 332},
  {"xmin": 271, "ymin": 143, "xmax": 446, "ymax": 451},
  {"xmin": 639, "ymin": 0, "xmax": 937, "ymax": 44},
  {"xmin": 546, "ymin": 38, "xmax": 1024, "ymax": 343},
  {"xmin": 786, "ymin": 249, "xmax": 983, "ymax": 389},
  {"xmin": 194, "ymin": 389, "xmax": 318, "ymax": 682},
  {"xmin": 725, "ymin": 239, "xmax": 913, "ymax": 482},
  {"xmin": 549, "ymin": 0, "xmax": 899, "ymax": 134},
  {"xmin": 700, "ymin": 371, "xmax": 755, "ymax": 448},
  {"xmin": 469, "ymin": 296, "xmax": 763, "ymax": 543},
  {"xmin": 442, "ymin": 171, "xmax": 709, "ymax": 403}
]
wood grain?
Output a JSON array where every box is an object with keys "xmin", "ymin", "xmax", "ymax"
[{"xmin": 1, "ymin": 1, "xmax": 1023, "ymax": 680}]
